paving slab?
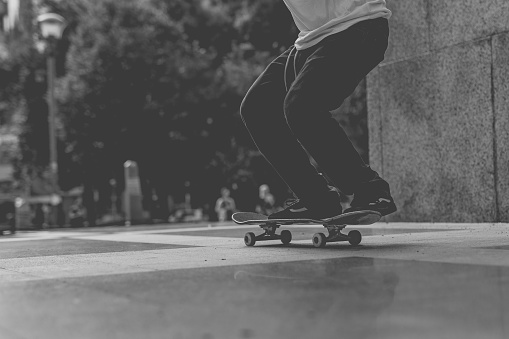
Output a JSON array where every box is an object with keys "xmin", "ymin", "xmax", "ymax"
[{"xmin": 0, "ymin": 222, "xmax": 508, "ymax": 339}]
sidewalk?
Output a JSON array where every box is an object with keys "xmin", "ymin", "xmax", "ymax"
[{"xmin": 0, "ymin": 222, "xmax": 508, "ymax": 339}]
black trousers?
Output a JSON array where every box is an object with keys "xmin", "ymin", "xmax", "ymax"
[{"xmin": 240, "ymin": 18, "xmax": 390, "ymax": 205}]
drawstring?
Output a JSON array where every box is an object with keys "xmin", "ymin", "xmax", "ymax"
[{"xmin": 284, "ymin": 46, "xmax": 298, "ymax": 92}]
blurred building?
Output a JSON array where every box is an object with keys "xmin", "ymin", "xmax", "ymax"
[
  {"xmin": 1, "ymin": 0, "xmax": 33, "ymax": 34},
  {"xmin": 1, "ymin": 0, "xmax": 41, "ymax": 229},
  {"xmin": 0, "ymin": 1, "xmax": 7, "ymax": 57},
  {"xmin": 0, "ymin": 0, "xmax": 35, "ymax": 63},
  {"xmin": 0, "ymin": 0, "xmax": 23, "ymax": 226},
  {"xmin": 0, "ymin": 0, "xmax": 9, "ymax": 32},
  {"xmin": 0, "ymin": 132, "xmax": 17, "ymax": 226}
]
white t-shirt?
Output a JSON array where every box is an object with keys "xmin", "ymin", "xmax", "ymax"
[{"xmin": 282, "ymin": 0, "xmax": 391, "ymax": 50}]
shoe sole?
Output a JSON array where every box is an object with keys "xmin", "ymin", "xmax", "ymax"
[
  {"xmin": 323, "ymin": 210, "xmax": 381, "ymax": 225},
  {"xmin": 345, "ymin": 203, "xmax": 397, "ymax": 217}
]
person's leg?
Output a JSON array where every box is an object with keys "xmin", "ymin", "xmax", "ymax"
[
  {"xmin": 284, "ymin": 18, "xmax": 395, "ymax": 215},
  {"xmin": 240, "ymin": 48, "xmax": 342, "ymax": 218}
]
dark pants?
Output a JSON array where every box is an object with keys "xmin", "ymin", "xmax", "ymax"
[{"xmin": 240, "ymin": 18, "xmax": 390, "ymax": 205}]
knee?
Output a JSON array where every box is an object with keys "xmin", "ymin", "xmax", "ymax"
[
  {"xmin": 240, "ymin": 85, "xmax": 269, "ymax": 126},
  {"xmin": 240, "ymin": 87, "xmax": 281, "ymax": 126},
  {"xmin": 240, "ymin": 94, "xmax": 256, "ymax": 125},
  {"xmin": 284, "ymin": 93, "xmax": 309, "ymax": 132}
]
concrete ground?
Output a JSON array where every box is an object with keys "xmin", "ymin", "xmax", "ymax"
[{"xmin": 0, "ymin": 221, "xmax": 508, "ymax": 339}]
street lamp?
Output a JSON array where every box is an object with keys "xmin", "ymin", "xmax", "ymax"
[{"xmin": 37, "ymin": 13, "xmax": 65, "ymax": 203}]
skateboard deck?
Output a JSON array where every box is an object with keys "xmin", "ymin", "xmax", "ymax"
[{"xmin": 232, "ymin": 210, "xmax": 381, "ymax": 248}]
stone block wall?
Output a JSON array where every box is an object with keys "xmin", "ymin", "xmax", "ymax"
[{"xmin": 368, "ymin": 0, "xmax": 509, "ymax": 222}]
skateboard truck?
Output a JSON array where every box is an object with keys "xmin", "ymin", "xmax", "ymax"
[
  {"xmin": 244, "ymin": 223, "xmax": 292, "ymax": 246},
  {"xmin": 311, "ymin": 224, "xmax": 362, "ymax": 248}
]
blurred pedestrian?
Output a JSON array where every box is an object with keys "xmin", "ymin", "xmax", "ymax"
[
  {"xmin": 6, "ymin": 212, "xmax": 15, "ymax": 234},
  {"xmin": 240, "ymin": 0, "xmax": 397, "ymax": 221},
  {"xmin": 215, "ymin": 187, "xmax": 236, "ymax": 221},
  {"xmin": 256, "ymin": 184, "xmax": 276, "ymax": 215},
  {"xmin": 69, "ymin": 198, "xmax": 85, "ymax": 228}
]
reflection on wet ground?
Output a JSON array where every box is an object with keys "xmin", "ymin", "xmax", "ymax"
[
  {"xmin": 226, "ymin": 258, "xmax": 508, "ymax": 339},
  {"xmin": 3, "ymin": 257, "xmax": 506, "ymax": 339},
  {"xmin": 231, "ymin": 257, "xmax": 399, "ymax": 339}
]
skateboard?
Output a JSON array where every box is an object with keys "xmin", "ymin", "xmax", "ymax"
[{"xmin": 232, "ymin": 210, "xmax": 381, "ymax": 248}]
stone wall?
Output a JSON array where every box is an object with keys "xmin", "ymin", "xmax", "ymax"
[{"xmin": 368, "ymin": 0, "xmax": 509, "ymax": 222}]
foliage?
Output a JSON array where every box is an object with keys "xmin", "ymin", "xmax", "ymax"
[
  {"xmin": 57, "ymin": 0, "xmax": 192, "ymax": 157},
  {"xmin": 2, "ymin": 0, "xmax": 369, "ymax": 222},
  {"xmin": 0, "ymin": 0, "xmax": 51, "ymax": 188},
  {"xmin": 52, "ymin": 0, "xmax": 298, "ymax": 213}
]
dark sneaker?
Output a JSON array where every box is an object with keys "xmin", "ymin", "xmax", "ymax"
[
  {"xmin": 345, "ymin": 196, "xmax": 397, "ymax": 216},
  {"xmin": 269, "ymin": 191, "xmax": 343, "ymax": 221},
  {"xmin": 344, "ymin": 175, "xmax": 397, "ymax": 217}
]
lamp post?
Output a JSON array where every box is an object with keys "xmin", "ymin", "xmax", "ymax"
[{"xmin": 37, "ymin": 13, "xmax": 65, "ymax": 206}]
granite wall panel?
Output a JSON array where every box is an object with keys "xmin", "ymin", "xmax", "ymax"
[
  {"xmin": 384, "ymin": 0, "xmax": 430, "ymax": 63},
  {"xmin": 493, "ymin": 32, "xmax": 509, "ymax": 221},
  {"xmin": 367, "ymin": 69, "xmax": 383, "ymax": 176},
  {"xmin": 429, "ymin": 0, "xmax": 509, "ymax": 50},
  {"xmin": 375, "ymin": 39, "xmax": 497, "ymax": 222}
]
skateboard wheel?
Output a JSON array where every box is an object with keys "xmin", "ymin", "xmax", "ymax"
[
  {"xmin": 348, "ymin": 230, "xmax": 362, "ymax": 246},
  {"xmin": 280, "ymin": 230, "xmax": 292, "ymax": 245},
  {"xmin": 312, "ymin": 233, "xmax": 327, "ymax": 248},
  {"xmin": 244, "ymin": 232, "xmax": 256, "ymax": 246}
]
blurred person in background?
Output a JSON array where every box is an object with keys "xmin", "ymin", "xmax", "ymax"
[
  {"xmin": 215, "ymin": 187, "xmax": 236, "ymax": 221},
  {"xmin": 256, "ymin": 184, "xmax": 276, "ymax": 215}
]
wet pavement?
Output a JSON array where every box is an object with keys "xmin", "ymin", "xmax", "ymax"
[{"xmin": 0, "ymin": 222, "xmax": 508, "ymax": 339}]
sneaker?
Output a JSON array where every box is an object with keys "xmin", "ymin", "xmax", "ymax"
[
  {"xmin": 344, "ymin": 196, "xmax": 397, "ymax": 216},
  {"xmin": 269, "ymin": 191, "xmax": 343, "ymax": 221}
]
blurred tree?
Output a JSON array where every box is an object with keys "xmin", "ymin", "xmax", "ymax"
[
  {"xmin": 4, "ymin": 0, "xmax": 369, "ymax": 224},
  {"xmin": 52, "ymin": 0, "xmax": 208, "ymax": 223},
  {"xmin": 0, "ymin": 0, "xmax": 53, "ymax": 193},
  {"xmin": 160, "ymin": 0, "xmax": 299, "ymax": 210}
]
